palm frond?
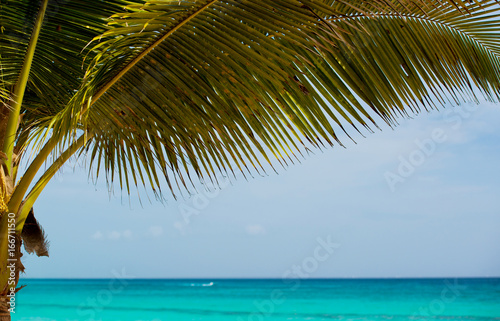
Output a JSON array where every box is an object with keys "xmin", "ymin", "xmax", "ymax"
[{"xmin": 32, "ymin": 0, "xmax": 500, "ymax": 197}]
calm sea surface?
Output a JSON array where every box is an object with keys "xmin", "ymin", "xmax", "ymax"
[{"xmin": 13, "ymin": 278, "xmax": 500, "ymax": 321}]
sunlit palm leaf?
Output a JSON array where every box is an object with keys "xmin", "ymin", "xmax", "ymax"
[{"xmin": 33, "ymin": 0, "xmax": 500, "ymax": 197}]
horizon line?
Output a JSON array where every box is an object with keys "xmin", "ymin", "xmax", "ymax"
[{"xmin": 19, "ymin": 276, "xmax": 500, "ymax": 280}]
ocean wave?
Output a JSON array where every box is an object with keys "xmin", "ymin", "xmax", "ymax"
[{"xmin": 183, "ymin": 281, "xmax": 214, "ymax": 287}]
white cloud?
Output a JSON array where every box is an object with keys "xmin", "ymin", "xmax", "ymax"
[
  {"xmin": 91, "ymin": 231, "xmax": 103, "ymax": 240},
  {"xmin": 91, "ymin": 230, "xmax": 133, "ymax": 240},
  {"xmin": 149, "ymin": 226, "xmax": 164, "ymax": 237},
  {"xmin": 173, "ymin": 221, "xmax": 187, "ymax": 235},
  {"xmin": 245, "ymin": 224, "xmax": 266, "ymax": 236},
  {"xmin": 108, "ymin": 230, "xmax": 121, "ymax": 240}
]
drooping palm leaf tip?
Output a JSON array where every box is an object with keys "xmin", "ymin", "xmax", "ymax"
[{"xmin": 21, "ymin": 208, "xmax": 49, "ymax": 257}]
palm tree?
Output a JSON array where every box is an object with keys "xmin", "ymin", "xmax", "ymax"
[{"xmin": 1, "ymin": 0, "xmax": 499, "ymax": 319}]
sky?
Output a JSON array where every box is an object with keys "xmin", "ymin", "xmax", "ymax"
[{"xmin": 20, "ymin": 100, "xmax": 500, "ymax": 279}]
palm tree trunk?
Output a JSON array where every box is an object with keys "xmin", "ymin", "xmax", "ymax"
[{"xmin": 0, "ymin": 296, "xmax": 11, "ymax": 321}]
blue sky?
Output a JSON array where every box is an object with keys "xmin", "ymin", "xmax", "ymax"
[{"xmin": 21, "ymin": 101, "xmax": 500, "ymax": 279}]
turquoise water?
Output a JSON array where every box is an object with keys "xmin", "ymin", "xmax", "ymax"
[{"xmin": 13, "ymin": 278, "xmax": 500, "ymax": 321}]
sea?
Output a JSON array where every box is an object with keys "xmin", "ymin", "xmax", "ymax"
[{"xmin": 13, "ymin": 278, "xmax": 500, "ymax": 321}]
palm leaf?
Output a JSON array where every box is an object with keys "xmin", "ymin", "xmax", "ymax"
[{"xmin": 28, "ymin": 0, "xmax": 500, "ymax": 198}]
